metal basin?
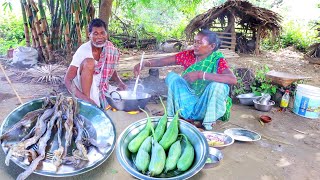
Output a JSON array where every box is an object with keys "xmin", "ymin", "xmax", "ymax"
[
  {"xmin": 106, "ymin": 91, "xmax": 151, "ymax": 111},
  {"xmin": 253, "ymin": 99, "xmax": 275, "ymax": 112},
  {"xmin": 0, "ymin": 97, "xmax": 116, "ymax": 177},
  {"xmin": 116, "ymin": 117, "xmax": 209, "ymax": 180},
  {"xmin": 237, "ymin": 93, "xmax": 262, "ymax": 106}
]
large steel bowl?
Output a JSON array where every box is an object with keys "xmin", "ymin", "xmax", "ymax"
[
  {"xmin": 0, "ymin": 97, "xmax": 116, "ymax": 177},
  {"xmin": 116, "ymin": 117, "xmax": 209, "ymax": 180},
  {"xmin": 237, "ymin": 93, "xmax": 262, "ymax": 106}
]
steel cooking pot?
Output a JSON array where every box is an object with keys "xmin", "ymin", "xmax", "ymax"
[{"xmin": 106, "ymin": 91, "xmax": 151, "ymax": 111}]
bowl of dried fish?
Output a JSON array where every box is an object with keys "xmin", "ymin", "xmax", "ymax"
[{"xmin": 0, "ymin": 95, "xmax": 116, "ymax": 179}]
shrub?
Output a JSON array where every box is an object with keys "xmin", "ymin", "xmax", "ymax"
[{"xmin": 262, "ymin": 20, "xmax": 317, "ymax": 52}]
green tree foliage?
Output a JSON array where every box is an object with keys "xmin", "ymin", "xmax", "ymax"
[
  {"xmin": 0, "ymin": 0, "xmax": 319, "ymax": 55},
  {"xmin": 2, "ymin": 0, "xmax": 12, "ymax": 11},
  {"xmin": 0, "ymin": 14, "xmax": 26, "ymax": 54},
  {"xmin": 110, "ymin": 0, "xmax": 201, "ymax": 42},
  {"xmin": 262, "ymin": 20, "xmax": 318, "ymax": 52}
]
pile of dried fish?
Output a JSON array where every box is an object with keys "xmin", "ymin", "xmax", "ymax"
[{"xmin": 0, "ymin": 94, "xmax": 105, "ymax": 180}]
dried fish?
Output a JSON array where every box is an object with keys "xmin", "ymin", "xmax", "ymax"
[
  {"xmin": 23, "ymin": 108, "xmax": 53, "ymax": 149},
  {"xmin": 5, "ymin": 108, "xmax": 54, "ymax": 166},
  {"xmin": 16, "ymin": 111, "xmax": 62, "ymax": 180},
  {"xmin": 63, "ymin": 99, "xmax": 74, "ymax": 153},
  {"xmin": 73, "ymin": 116, "xmax": 88, "ymax": 160},
  {"xmin": 52, "ymin": 117, "xmax": 64, "ymax": 168},
  {"xmin": 0, "ymin": 109, "xmax": 44, "ymax": 141},
  {"xmin": 20, "ymin": 126, "xmax": 36, "ymax": 142}
]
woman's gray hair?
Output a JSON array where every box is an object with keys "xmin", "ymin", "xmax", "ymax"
[{"xmin": 198, "ymin": 29, "xmax": 221, "ymax": 51}]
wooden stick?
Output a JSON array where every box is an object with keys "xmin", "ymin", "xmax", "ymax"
[
  {"xmin": 0, "ymin": 63, "xmax": 23, "ymax": 104},
  {"xmin": 292, "ymin": 128, "xmax": 307, "ymax": 134},
  {"xmin": 228, "ymin": 122, "xmax": 246, "ymax": 129},
  {"xmin": 261, "ymin": 135, "xmax": 293, "ymax": 146}
]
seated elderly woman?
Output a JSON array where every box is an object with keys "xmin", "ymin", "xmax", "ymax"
[{"xmin": 133, "ymin": 29, "xmax": 237, "ymax": 130}]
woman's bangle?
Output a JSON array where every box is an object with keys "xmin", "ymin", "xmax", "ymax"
[
  {"xmin": 202, "ymin": 72, "xmax": 206, "ymax": 80},
  {"xmin": 146, "ymin": 61, "xmax": 152, "ymax": 67}
]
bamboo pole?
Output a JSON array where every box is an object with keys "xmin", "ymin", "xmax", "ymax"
[
  {"xmin": 80, "ymin": 0, "xmax": 89, "ymax": 40},
  {"xmin": 0, "ymin": 64, "xmax": 23, "ymax": 105},
  {"xmin": 60, "ymin": 0, "xmax": 71, "ymax": 55},
  {"xmin": 38, "ymin": 0, "xmax": 53, "ymax": 61},
  {"xmin": 88, "ymin": 0, "xmax": 95, "ymax": 23},
  {"xmin": 24, "ymin": 0, "xmax": 37, "ymax": 48},
  {"xmin": 73, "ymin": 0, "xmax": 82, "ymax": 46},
  {"xmin": 30, "ymin": 0, "xmax": 49, "ymax": 62},
  {"xmin": 20, "ymin": 0, "xmax": 30, "ymax": 47},
  {"xmin": 51, "ymin": 0, "xmax": 60, "ymax": 50},
  {"xmin": 57, "ymin": 9, "xmax": 63, "ymax": 49}
]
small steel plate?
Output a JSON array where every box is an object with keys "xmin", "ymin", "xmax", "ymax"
[
  {"xmin": 224, "ymin": 128, "xmax": 261, "ymax": 142},
  {"xmin": 0, "ymin": 97, "xmax": 116, "ymax": 177}
]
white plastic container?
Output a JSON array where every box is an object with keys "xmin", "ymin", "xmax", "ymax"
[{"xmin": 293, "ymin": 84, "xmax": 320, "ymax": 119}]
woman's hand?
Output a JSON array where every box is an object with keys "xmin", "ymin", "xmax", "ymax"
[
  {"xmin": 117, "ymin": 81, "xmax": 127, "ymax": 91},
  {"xmin": 183, "ymin": 71, "xmax": 202, "ymax": 82},
  {"xmin": 133, "ymin": 63, "xmax": 141, "ymax": 77},
  {"xmin": 133, "ymin": 61, "xmax": 152, "ymax": 77}
]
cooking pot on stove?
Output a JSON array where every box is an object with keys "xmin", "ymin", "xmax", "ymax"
[{"xmin": 106, "ymin": 91, "xmax": 151, "ymax": 112}]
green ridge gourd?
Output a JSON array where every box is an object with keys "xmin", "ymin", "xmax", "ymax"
[
  {"xmin": 135, "ymin": 136, "xmax": 152, "ymax": 173},
  {"xmin": 128, "ymin": 108, "xmax": 152, "ymax": 153},
  {"xmin": 159, "ymin": 109, "xmax": 181, "ymax": 151},
  {"xmin": 148, "ymin": 137, "xmax": 166, "ymax": 176},
  {"xmin": 177, "ymin": 134, "xmax": 194, "ymax": 171},
  {"xmin": 138, "ymin": 109, "xmax": 166, "ymax": 176},
  {"xmin": 164, "ymin": 140, "xmax": 182, "ymax": 172},
  {"xmin": 154, "ymin": 97, "xmax": 168, "ymax": 142}
]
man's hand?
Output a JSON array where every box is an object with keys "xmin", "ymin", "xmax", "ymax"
[{"xmin": 183, "ymin": 71, "xmax": 202, "ymax": 82}]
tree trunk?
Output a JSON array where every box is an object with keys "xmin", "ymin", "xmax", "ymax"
[{"xmin": 99, "ymin": 0, "xmax": 113, "ymax": 32}]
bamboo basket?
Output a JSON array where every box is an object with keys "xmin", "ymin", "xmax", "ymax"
[
  {"xmin": 266, "ymin": 70, "xmax": 311, "ymax": 87},
  {"xmin": 304, "ymin": 54, "xmax": 320, "ymax": 65}
]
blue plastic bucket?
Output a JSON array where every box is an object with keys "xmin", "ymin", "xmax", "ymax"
[{"xmin": 293, "ymin": 84, "xmax": 320, "ymax": 119}]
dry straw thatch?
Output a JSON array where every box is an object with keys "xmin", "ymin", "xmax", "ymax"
[{"xmin": 185, "ymin": 0, "xmax": 282, "ymax": 40}]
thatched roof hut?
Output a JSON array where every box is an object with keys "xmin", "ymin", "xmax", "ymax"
[{"xmin": 185, "ymin": 0, "xmax": 282, "ymax": 54}]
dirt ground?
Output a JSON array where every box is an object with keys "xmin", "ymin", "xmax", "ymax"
[{"xmin": 0, "ymin": 48, "xmax": 320, "ymax": 180}]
